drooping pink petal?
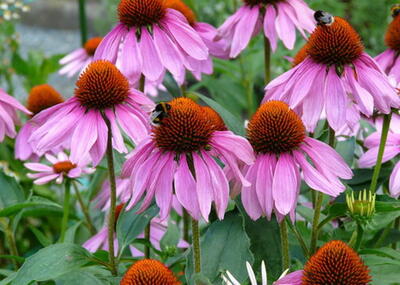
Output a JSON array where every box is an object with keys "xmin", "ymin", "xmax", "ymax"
[
  {"xmin": 119, "ymin": 29, "xmax": 142, "ymax": 82},
  {"xmin": 358, "ymin": 146, "xmax": 400, "ymax": 168},
  {"xmin": 324, "ymin": 67, "xmax": 346, "ymax": 131},
  {"xmin": 256, "ymin": 154, "xmax": 276, "ymax": 219},
  {"xmin": 93, "ymin": 24, "xmax": 126, "ymax": 63},
  {"xmin": 242, "ymin": 163, "xmax": 263, "ymax": 220},
  {"xmin": 389, "ymin": 161, "xmax": 400, "ymax": 198},
  {"xmin": 139, "ymin": 27, "xmax": 164, "ymax": 81},
  {"xmin": 275, "ymin": 3, "xmax": 296, "ymax": 50},
  {"xmin": 192, "ymin": 152, "xmax": 213, "ymax": 221},
  {"xmin": 154, "ymin": 154, "xmax": 176, "ymax": 220}
]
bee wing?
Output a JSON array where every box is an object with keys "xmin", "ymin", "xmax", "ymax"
[{"xmin": 150, "ymin": 110, "xmax": 163, "ymax": 122}]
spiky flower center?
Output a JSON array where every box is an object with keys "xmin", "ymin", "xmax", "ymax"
[
  {"xmin": 292, "ymin": 44, "xmax": 308, "ymax": 67},
  {"xmin": 243, "ymin": 0, "xmax": 283, "ymax": 6},
  {"xmin": 164, "ymin": 0, "xmax": 196, "ymax": 25},
  {"xmin": 247, "ymin": 101, "xmax": 305, "ymax": 154},
  {"xmin": 74, "ymin": 60, "xmax": 129, "ymax": 110},
  {"xmin": 27, "ymin": 84, "xmax": 64, "ymax": 115},
  {"xmin": 202, "ymin": 106, "xmax": 227, "ymax": 132},
  {"xmin": 153, "ymin": 98, "xmax": 214, "ymax": 153},
  {"xmin": 53, "ymin": 161, "xmax": 76, "ymax": 174},
  {"xmin": 83, "ymin": 37, "xmax": 102, "ymax": 56},
  {"xmin": 306, "ymin": 17, "xmax": 364, "ymax": 66},
  {"xmin": 385, "ymin": 14, "xmax": 400, "ymax": 51},
  {"xmin": 118, "ymin": 0, "xmax": 165, "ymax": 28},
  {"xmin": 120, "ymin": 259, "xmax": 181, "ymax": 285},
  {"xmin": 302, "ymin": 240, "xmax": 371, "ymax": 285}
]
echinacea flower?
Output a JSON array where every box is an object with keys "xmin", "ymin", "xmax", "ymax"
[
  {"xmin": 264, "ymin": 11, "xmax": 400, "ymax": 132},
  {"xmin": 29, "ymin": 60, "xmax": 153, "ymax": 166},
  {"xmin": 242, "ymin": 101, "xmax": 352, "ymax": 220},
  {"xmin": 358, "ymin": 114, "xmax": 400, "ymax": 198},
  {"xmin": 275, "ymin": 240, "xmax": 371, "ymax": 285},
  {"xmin": 59, "ymin": 37, "xmax": 102, "ymax": 77},
  {"xmin": 120, "ymin": 259, "xmax": 181, "ymax": 285},
  {"xmin": 122, "ymin": 98, "xmax": 254, "ymax": 221},
  {"xmin": 217, "ymin": 0, "xmax": 315, "ymax": 58},
  {"xmin": 25, "ymin": 152, "xmax": 94, "ymax": 185},
  {"xmin": 375, "ymin": 5, "xmax": 400, "ymax": 82},
  {"xmin": 94, "ymin": 0, "xmax": 208, "ymax": 85},
  {"xmin": 0, "ymin": 88, "xmax": 31, "ymax": 142},
  {"xmin": 15, "ymin": 84, "xmax": 64, "ymax": 161}
]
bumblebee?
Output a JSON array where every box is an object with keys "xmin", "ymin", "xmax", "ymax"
[
  {"xmin": 391, "ymin": 4, "xmax": 400, "ymax": 18},
  {"xmin": 151, "ymin": 102, "xmax": 171, "ymax": 126},
  {"xmin": 314, "ymin": 10, "xmax": 334, "ymax": 26}
]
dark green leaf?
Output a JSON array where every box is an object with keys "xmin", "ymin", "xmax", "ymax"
[
  {"xmin": 0, "ymin": 196, "xmax": 61, "ymax": 217},
  {"xmin": 0, "ymin": 172, "xmax": 25, "ymax": 209}
]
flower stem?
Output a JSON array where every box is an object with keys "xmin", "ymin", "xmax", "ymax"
[
  {"xmin": 286, "ymin": 219, "xmax": 310, "ymax": 258},
  {"xmin": 183, "ymin": 209, "xmax": 190, "ymax": 242},
  {"xmin": 59, "ymin": 179, "xmax": 71, "ymax": 243},
  {"xmin": 72, "ymin": 181, "xmax": 96, "ymax": 235},
  {"xmin": 192, "ymin": 218, "xmax": 201, "ymax": 273},
  {"xmin": 370, "ymin": 113, "xmax": 392, "ymax": 193},
  {"xmin": 310, "ymin": 191, "xmax": 323, "ymax": 254},
  {"xmin": 102, "ymin": 112, "xmax": 118, "ymax": 276},
  {"xmin": 354, "ymin": 222, "xmax": 364, "ymax": 251},
  {"xmin": 145, "ymin": 223, "xmax": 151, "ymax": 258},
  {"xmin": 139, "ymin": 74, "xmax": 145, "ymax": 92},
  {"xmin": 5, "ymin": 220, "xmax": 20, "ymax": 269},
  {"xmin": 78, "ymin": 0, "xmax": 88, "ymax": 45},
  {"xmin": 264, "ymin": 36, "xmax": 271, "ymax": 85},
  {"xmin": 279, "ymin": 220, "xmax": 290, "ymax": 270}
]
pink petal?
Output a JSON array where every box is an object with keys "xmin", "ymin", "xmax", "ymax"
[
  {"xmin": 139, "ymin": 28, "xmax": 164, "ymax": 81},
  {"xmin": 324, "ymin": 67, "xmax": 346, "ymax": 131},
  {"xmin": 193, "ymin": 152, "xmax": 213, "ymax": 221}
]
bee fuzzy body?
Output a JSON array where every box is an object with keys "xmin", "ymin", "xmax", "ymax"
[{"xmin": 151, "ymin": 102, "xmax": 171, "ymax": 126}]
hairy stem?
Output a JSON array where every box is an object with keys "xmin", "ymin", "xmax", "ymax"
[
  {"xmin": 72, "ymin": 181, "xmax": 96, "ymax": 235},
  {"xmin": 78, "ymin": 0, "xmax": 88, "ymax": 45},
  {"xmin": 145, "ymin": 223, "xmax": 151, "ymax": 258},
  {"xmin": 279, "ymin": 220, "xmax": 290, "ymax": 270},
  {"xmin": 183, "ymin": 209, "xmax": 190, "ymax": 242},
  {"xmin": 286, "ymin": 219, "xmax": 310, "ymax": 258},
  {"xmin": 264, "ymin": 36, "xmax": 271, "ymax": 85},
  {"xmin": 59, "ymin": 179, "xmax": 71, "ymax": 243},
  {"xmin": 310, "ymin": 192, "xmax": 323, "ymax": 254},
  {"xmin": 192, "ymin": 218, "xmax": 201, "ymax": 273},
  {"xmin": 354, "ymin": 222, "xmax": 364, "ymax": 251}
]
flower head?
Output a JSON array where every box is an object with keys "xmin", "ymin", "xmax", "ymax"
[
  {"xmin": 59, "ymin": 37, "xmax": 103, "ymax": 78},
  {"xmin": 122, "ymin": 98, "xmax": 254, "ymax": 221},
  {"xmin": 0, "ymin": 88, "xmax": 31, "ymax": 142},
  {"xmin": 121, "ymin": 259, "xmax": 181, "ymax": 285},
  {"xmin": 94, "ymin": 0, "xmax": 208, "ymax": 86},
  {"xmin": 242, "ymin": 101, "xmax": 352, "ymax": 220},
  {"xmin": 30, "ymin": 60, "xmax": 152, "ymax": 166},
  {"xmin": 346, "ymin": 190, "xmax": 376, "ymax": 221},
  {"xmin": 25, "ymin": 152, "xmax": 94, "ymax": 184},
  {"xmin": 276, "ymin": 240, "xmax": 371, "ymax": 285},
  {"xmin": 217, "ymin": 0, "xmax": 315, "ymax": 57},
  {"xmin": 265, "ymin": 11, "xmax": 400, "ymax": 132}
]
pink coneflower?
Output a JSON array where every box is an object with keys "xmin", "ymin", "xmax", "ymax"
[
  {"xmin": 15, "ymin": 84, "xmax": 64, "ymax": 161},
  {"xmin": 217, "ymin": 0, "xmax": 315, "ymax": 58},
  {"xmin": 59, "ymin": 37, "xmax": 103, "ymax": 77},
  {"xmin": 122, "ymin": 98, "xmax": 254, "ymax": 221},
  {"xmin": 25, "ymin": 152, "xmax": 94, "ymax": 185},
  {"xmin": 359, "ymin": 114, "xmax": 400, "ymax": 198},
  {"xmin": 275, "ymin": 240, "xmax": 371, "ymax": 285},
  {"xmin": 242, "ymin": 101, "xmax": 352, "ymax": 220},
  {"xmin": 94, "ymin": 0, "xmax": 208, "ymax": 85},
  {"xmin": 0, "ymin": 88, "xmax": 31, "ymax": 142},
  {"xmin": 264, "ymin": 12, "xmax": 400, "ymax": 132},
  {"xmin": 29, "ymin": 60, "xmax": 153, "ymax": 166},
  {"xmin": 83, "ymin": 204, "xmax": 189, "ymax": 256}
]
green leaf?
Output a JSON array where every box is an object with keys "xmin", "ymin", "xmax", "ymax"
[
  {"xmin": 11, "ymin": 243, "xmax": 92, "ymax": 285},
  {"xmin": 64, "ymin": 221, "xmax": 83, "ymax": 243},
  {"xmin": 361, "ymin": 248, "xmax": 400, "ymax": 285},
  {"xmin": 335, "ymin": 137, "xmax": 355, "ymax": 166},
  {"xmin": 0, "ymin": 196, "xmax": 61, "ymax": 217},
  {"xmin": 192, "ymin": 92, "xmax": 245, "ymax": 136},
  {"xmin": 160, "ymin": 220, "xmax": 180, "ymax": 251},
  {"xmin": 55, "ymin": 266, "xmax": 111, "ymax": 285},
  {"xmin": 0, "ymin": 172, "xmax": 25, "ymax": 209},
  {"xmin": 185, "ymin": 212, "xmax": 254, "ymax": 285},
  {"xmin": 30, "ymin": 226, "xmax": 52, "ymax": 247},
  {"xmin": 116, "ymin": 203, "xmax": 159, "ymax": 254}
]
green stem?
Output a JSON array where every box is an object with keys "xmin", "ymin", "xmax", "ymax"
[
  {"xmin": 5, "ymin": 221, "xmax": 19, "ymax": 269},
  {"xmin": 192, "ymin": 218, "xmax": 201, "ymax": 273},
  {"xmin": 370, "ymin": 113, "xmax": 392, "ymax": 193},
  {"xmin": 310, "ymin": 192, "xmax": 323, "ymax": 254},
  {"xmin": 354, "ymin": 222, "xmax": 364, "ymax": 251},
  {"xmin": 78, "ymin": 0, "xmax": 88, "ymax": 45},
  {"xmin": 286, "ymin": 219, "xmax": 310, "ymax": 258},
  {"xmin": 264, "ymin": 36, "xmax": 271, "ymax": 85},
  {"xmin": 72, "ymin": 182, "xmax": 96, "ymax": 235},
  {"xmin": 238, "ymin": 55, "xmax": 255, "ymax": 116},
  {"xmin": 139, "ymin": 74, "xmax": 145, "ymax": 92},
  {"xmin": 145, "ymin": 223, "xmax": 151, "ymax": 258},
  {"xmin": 279, "ymin": 220, "xmax": 290, "ymax": 270},
  {"xmin": 60, "ymin": 179, "xmax": 71, "ymax": 243},
  {"xmin": 102, "ymin": 112, "xmax": 118, "ymax": 276},
  {"xmin": 183, "ymin": 209, "xmax": 190, "ymax": 243}
]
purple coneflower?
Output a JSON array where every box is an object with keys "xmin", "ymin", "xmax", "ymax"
[
  {"xmin": 0, "ymin": 88, "xmax": 31, "ymax": 142},
  {"xmin": 29, "ymin": 60, "xmax": 153, "ymax": 166},
  {"xmin": 264, "ymin": 12, "xmax": 400, "ymax": 132},
  {"xmin": 25, "ymin": 152, "xmax": 94, "ymax": 185},
  {"xmin": 359, "ymin": 114, "xmax": 400, "ymax": 198},
  {"xmin": 15, "ymin": 84, "xmax": 64, "ymax": 161},
  {"xmin": 59, "ymin": 37, "xmax": 102, "ymax": 77},
  {"xmin": 217, "ymin": 0, "xmax": 315, "ymax": 58},
  {"xmin": 242, "ymin": 101, "xmax": 352, "ymax": 220},
  {"xmin": 122, "ymin": 98, "xmax": 254, "ymax": 221},
  {"xmin": 94, "ymin": 0, "xmax": 208, "ymax": 85}
]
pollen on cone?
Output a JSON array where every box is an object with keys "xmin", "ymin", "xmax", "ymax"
[
  {"xmin": 306, "ymin": 17, "xmax": 364, "ymax": 66},
  {"xmin": 293, "ymin": 44, "xmax": 308, "ymax": 67},
  {"xmin": 118, "ymin": 0, "xmax": 165, "ymax": 28},
  {"xmin": 27, "ymin": 84, "xmax": 64, "ymax": 115},
  {"xmin": 83, "ymin": 37, "xmax": 103, "ymax": 56},
  {"xmin": 247, "ymin": 101, "xmax": 305, "ymax": 154},
  {"xmin": 385, "ymin": 14, "xmax": 400, "ymax": 51},
  {"xmin": 52, "ymin": 161, "xmax": 76, "ymax": 174},
  {"xmin": 74, "ymin": 60, "xmax": 129, "ymax": 110},
  {"xmin": 153, "ymin": 98, "xmax": 214, "ymax": 153},
  {"xmin": 120, "ymin": 259, "xmax": 181, "ymax": 285},
  {"xmin": 302, "ymin": 240, "xmax": 372, "ymax": 285},
  {"xmin": 202, "ymin": 106, "xmax": 227, "ymax": 132},
  {"xmin": 164, "ymin": 0, "xmax": 196, "ymax": 25}
]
